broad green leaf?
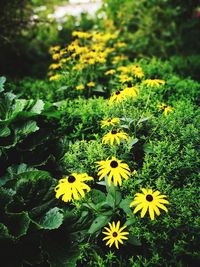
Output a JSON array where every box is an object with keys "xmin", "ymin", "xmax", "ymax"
[
  {"xmin": 30, "ymin": 100, "xmax": 45, "ymax": 114},
  {"xmin": 15, "ymin": 120, "xmax": 39, "ymax": 138},
  {"xmin": 0, "ymin": 223, "xmax": 12, "ymax": 239},
  {"xmin": 119, "ymin": 199, "xmax": 132, "ymax": 215},
  {"xmin": 88, "ymin": 215, "xmax": 111, "ymax": 234},
  {"xmin": 90, "ymin": 189, "xmax": 106, "ymax": 204},
  {"xmin": 39, "ymin": 207, "xmax": 64, "ymax": 230},
  {"xmin": 6, "ymin": 211, "xmax": 31, "ymax": 238}
]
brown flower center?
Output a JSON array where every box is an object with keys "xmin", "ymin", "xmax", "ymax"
[
  {"xmin": 107, "ymin": 119, "xmax": 111, "ymax": 122},
  {"xmin": 111, "ymin": 130, "xmax": 117, "ymax": 134},
  {"xmin": 115, "ymin": 91, "xmax": 120, "ymax": 95},
  {"xmin": 68, "ymin": 175, "xmax": 76, "ymax": 183},
  {"xmin": 112, "ymin": 232, "xmax": 118, "ymax": 237},
  {"xmin": 110, "ymin": 160, "xmax": 118, "ymax": 168},
  {"xmin": 146, "ymin": 194, "xmax": 153, "ymax": 202}
]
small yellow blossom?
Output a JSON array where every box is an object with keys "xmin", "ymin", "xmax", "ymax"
[
  {"xmin": 49, "ymin": 45, "xmax": 61, "ymax": 54},
  {"xmin": 76, "ymin": 84, "xmax": 85, "ymax": 90},
  {"xmin": 52, "ymin": 53, "xmax": 61, "ymax": 61},
  {"xmin": 49, "ymin": 74, "xmax": 61, "ymax": 81},
  {"xmin": 105, "ymin": 69, "xmax": 116, "ymax": 75},
  {"xmin": 87, "ymin": 82, "xmax": 95, "ymax": 87},
  {"xmin": 49, "ymin": 63, "xmax": 61, "ymax": 70},
  {"xmin": 101, "ymin": 118, "xmax": 120, "ymax": 128},
  {"xmin": 158, "ymin": 103, "xmax": 173, "ymax": 116},
  {"xmin": 119, "ymin": 75, "xmax": 133, "ymax": 83}
]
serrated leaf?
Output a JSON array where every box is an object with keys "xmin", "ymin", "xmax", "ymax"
[
  {"xmin": 39, "ymin": 207, "xmax": 64, "ymax": 230},
  {"xmin": 88, "ymin": 215, "xmax": 111, "ymax": 234}
]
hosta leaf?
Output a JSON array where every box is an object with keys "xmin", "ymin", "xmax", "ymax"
[
  {"xmin": 15, "ymin": 120, "xmax": 39, "ymax": 138},
  {"xmin": 30, "ymin": 100, "xmax": 45, "ymax": 114},
  {"xmin": 39, "ymin": 207, "xmax": 64, "ymax": 230}
]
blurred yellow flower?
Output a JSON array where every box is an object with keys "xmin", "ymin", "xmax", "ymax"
[
  {"xmin": 49, "ymin": 74, "xmax": 61, "ymax": 81},
  {"xmin": 49, "ymin": 63, "xmax": 61, "ymax": 70},
  {"xmin": 105, "ymin": 69, "xmax": 116, "ymax": 75},
  {"xmin": 143, "ymin": 79, "xmax": 165, "ymax": 87},
  {"xmin": 119, "ymin": 75, "xmax": 133, "ymax": 83},
  {"xmin": 49, "ymin": 45, "xmax": 61, "ymax": 54},
  {"xmin": 121, "ymin": 87, "xmax": 138, "ymax": 98},
  {"xmin": 52, "ymin": 53, "xmax": 61, "ymax": 61},
  {"xmin": 109, "ymin": 90, "xmax": 126, "ymax": 105},
  {"xmin": 158, "ymin": 103, "xmax": 173, "ymax": 116},
  {"xmin": 72, "ymin": 31, "xmax": 91, "ymax": 39},
  {"xmin": 76, "ymin": 84, "xmax": 85, "ymax": 90},
  {"xmin": 87, "ymin": 82, "xmax": 95, "ymax": 87}
]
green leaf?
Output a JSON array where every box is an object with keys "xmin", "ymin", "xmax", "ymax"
[
  {"xmin": 119, "ymin": 199, "xmax": 132, "ymax": 215},
  {"xmin": 90, "ymin": 189, "xmax": 106, "ymax": 204},
  {"xmin": 0, "ymin": 127, "xmax": 11, "ymax": 137},
  {"xmin": 137, "ymin": 117, "xmax": 150, "ymax": 125},
  {"xmin": 30, "ymin": 100, "xmax": 45, "ymax": 114},
  {"xmin": 0, "ymin": 76, "xmax": 6, "ymax": 92},
  {"xmin": 15, "ymin": 120, "xmax": 39, "ymax": 137},
  {"xmin": 6, "ymin": 211, "xmax": 31, "ymax": 239},
  {"xmin": 0, "ymin": 223, "xmax": 12, "ymax": 240},
  {"xmin": 88, "ymin": 215, "xmax": 111, "ymax": 234},
  {"xmin": 39, "ymin": 207, "xmax": 64, "ymax": 230},
  {"xmin": 127, "ymin": 233, "xmax": 142, "ymax": 246}
]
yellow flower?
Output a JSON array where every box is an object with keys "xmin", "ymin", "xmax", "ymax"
[
  {"xmin": 55, "ymin": 173, "xmax": 93, "ymax": 202},
  {"xmin": 158, "ymin": 103, "xmax": 173, "ymax": 116},
  {"xmin": 118, "ymin": 74, "xmax": 133, "ymax": 83},
  {"xmin": 101, "ymin": 118, "xmax": 120, "ymax": 128},
  {"xmin": 52, "ymin": 53, "xmax": 61, "ymax": 61},
  {"xmin": 117, "ymin": 66, "xmax": 129, "ymax": 74},
  {"xmin": 103, "ymin": 221, "xmax": 129, "ymax": 249},
  {"xmin": 49, "ymin": 74, "xmax": 61, "ymax": 81},
  {"xmin": 114, "ymin": 42, "xmax": 127, "ymax": 48},
  {"xmin": 130, "ymin": 188, "xmax": 169, "ymax": 220},
  {"xmin": 143, "ymin": 79, "xmax": 165, "ymax": 87},
  {"xmin": 102, "ymin": 129, "xmax": 128, "ymax": 145},
  {"xmin": 87, "ymin": 82, "xmax": 95, "ymax": 87},
  {"xmin": 109, "ymin": 90, "xmax": 125, "ymax": 105},
  {"xmin": 72, "ymin": 31, "xmax": 91, "ymax": 39},
  {"xmin": 105, "ymin": 69, "xmax": 116, "ymax": 75},
  {"xmin": 96, "ymin": 156, "xmax": 131, "ymax": 186},
  {"xmin": 121, "ymin": 87, "xmax": 138, "ymax": 98},
  {"xmin": 76, "ymin": 84, "xmax": 85, "ymax": 90},
  {"xmin": 133, "ymin": 67, "xmax": 144, "ymax": 78},
  {"xmin": 49, "ymin": 63, "xmax": 61, "ymax": 70},
  {"xmin": 49, "ymin": 45, "xmax": 61, "ymax": 54}
]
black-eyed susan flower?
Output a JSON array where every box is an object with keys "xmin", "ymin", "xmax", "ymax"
[
  {"xmin": 143, "ymin": 79, "xmax": 165, "ymax": 87},
  {"xmin": 130, "ymin": 188, "xmax": 169, "ymax": 220},
  {"xmin": 158, "ymin": 103, "xmax": 173, "ymax": 116},
  {"xmin": 101, "ymin": 118, "xmax": 120, "ymax": 128},
  {"xmin": 121, "ymin": 87, "xmax": 138, "ymax": 98},
  {"xmin": 118, "ymin": 74, "xmax": 133, "ymax": 83},
  {"xmin": 55, "ymin": 173, "xmax": 93, "ymax": 202},
  {"xmin": 96, "ymin": 156, "xmax": 131, "ymax": 186},
  {"xmin": 109, "ymin": 90, "xmax": 125, "ymax": 105},
  {"xmin": 102, "ymin": 129, "xmax": 128, "ymax": 145},
  {"xmin": 102, "ymin": 221, "xmax": 129, "ymax": 249}
]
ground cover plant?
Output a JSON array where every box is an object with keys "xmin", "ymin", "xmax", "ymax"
[{"xmin": 0, "ymin": 1, "xmax": 200, "ymax": 267}]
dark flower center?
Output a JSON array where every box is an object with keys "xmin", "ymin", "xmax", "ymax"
[
  {"xmin": 111, "ymin": 130, "xmax": 117, "ymax": 134},
  {"xmin": 110, "ymin": 160, "xmax": 118, "ymax": 168},
  {"xmin": 115, "ymin": 91, "xmax": 120, "ymax": 95},
  {"xmin": 68, "ymin": 175, "xmax": 76, "ymax": 183},
  {"xmin": 107, "ymin": 119, "xmax": 111, "ymax": 122},
  {"xmin": 146, "ymin": 194, "xmax": 153, "ymax": 202},
  {"xmin": 112, "ymin": 232, "xmax": 118, "ymax": 237}
]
